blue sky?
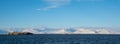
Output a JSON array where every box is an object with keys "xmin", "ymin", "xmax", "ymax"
[{"xmin": 0, "ymin": 0, "xmax": 120, "ymax": 28}]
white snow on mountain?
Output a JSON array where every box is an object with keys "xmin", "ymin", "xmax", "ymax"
[
  {"xmin": 19, "ymin": 27, "xmax": 119, "ymax": 34},
  {"xmin": 95, "ymin": 29, "xmax": 113, "ymax": 34},
  {"xmin": 47, "ymin": 29, "xmax": 67, "ymax": 34},
  {"xmin": 0, "ymin": 27, "xmax": 119, "ymax": 34},
  {"xmin": 22, "ymin": 28, "xmax": 44, "ymax": 34},
  {"xmin": 73, "ymin": 29, "xmax": 96, "ymax": 34}
]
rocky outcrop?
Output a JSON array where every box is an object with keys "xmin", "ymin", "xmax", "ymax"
[{"xmin": 8, "ymin": 32, "xmax": 33, "ymax": 35}]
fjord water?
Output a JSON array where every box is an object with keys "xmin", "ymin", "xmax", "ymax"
[{"xmin": 0, "ymin": 34, "xmax": 120, "ymax": 44}]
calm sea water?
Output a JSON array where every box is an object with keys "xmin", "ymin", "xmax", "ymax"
[{"xmin": 0, "ymin": 34, "xmax": 120, "ymax": 44}]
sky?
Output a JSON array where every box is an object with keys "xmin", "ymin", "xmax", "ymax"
[{"xmin": 0, "ymin": 0, "xmax": 120, "ymax": 28}]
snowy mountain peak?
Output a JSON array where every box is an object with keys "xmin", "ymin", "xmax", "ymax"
[{"xmin": 0, "ymin": 27, "xmax": 119, "ymax": 34}]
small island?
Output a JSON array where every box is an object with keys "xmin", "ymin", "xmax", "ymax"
[{"xmin": 8, "ymin": 32, "xmax": 33, "ymax": 35}]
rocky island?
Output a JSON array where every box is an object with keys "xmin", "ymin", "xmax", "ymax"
[{"xmin": 8, "ymin": 32, "xmax": 33, "ymax": 35}]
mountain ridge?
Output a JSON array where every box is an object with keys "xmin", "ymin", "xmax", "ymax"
[{"xmin": 0, "ymin": 27, "xmax": 119, "ymax": 34}]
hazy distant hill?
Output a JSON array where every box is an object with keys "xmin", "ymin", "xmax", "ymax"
[
  {"xmin": 0, "ymin": 27, "xmax": 119, "ymax": 34},
  {"xmin": 0, "ymin": 29, "xmax": 7, "ymax": 34}
]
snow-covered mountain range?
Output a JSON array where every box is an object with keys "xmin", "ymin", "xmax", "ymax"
[{"xmin": 0, "ymin": 27, "xmax": 119, "ymax": 34}]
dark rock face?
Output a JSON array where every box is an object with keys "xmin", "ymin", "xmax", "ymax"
[{"xmin": 8, "ymin": 32, "xmax": 33, "ymax": 35}]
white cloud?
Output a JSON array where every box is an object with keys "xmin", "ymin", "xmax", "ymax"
[
  {"xmin": 37, "ymin": 0, "xmax": 105, "ymax": 11},
  {"xmin": 77, "ymin": 0, "xmax": 104, "ymax": 2},
  {"xmin": 37, "ymin": 5, "xmax": 58, "ymax": 11},
  {"xmin": 37, "ymin": 0, "xmax": 71, "ymax": 11},
  {"xmin": 44, "ymin": 0, "xmax": 71, "ymax": 5}
]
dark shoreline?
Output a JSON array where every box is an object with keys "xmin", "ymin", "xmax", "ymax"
[{"xmin": 0, "ymin": 34, "xmax": 120, "ymax": 36}]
